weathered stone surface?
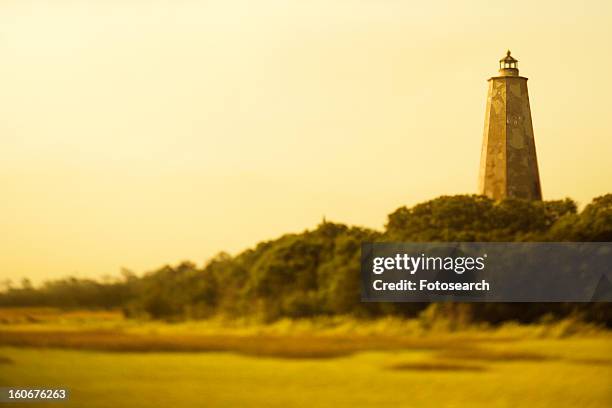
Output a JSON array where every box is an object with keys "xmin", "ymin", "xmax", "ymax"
[{"xmin": 478, "ymin": 52, "xmax": 542, "ymax": 200}]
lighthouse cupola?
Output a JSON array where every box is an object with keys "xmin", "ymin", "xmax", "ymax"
[{"xmin": 499, "ymin": 50, "xmax": 519, "ymax": 76}]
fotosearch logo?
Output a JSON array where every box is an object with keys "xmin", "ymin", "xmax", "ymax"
[
  {"xmin": 362, "ymin": 243, "xmax": 612, "ymax": 302},
  {"xmin": 372, "ymin": 253, "xmax": 488, "ymax": 275}
]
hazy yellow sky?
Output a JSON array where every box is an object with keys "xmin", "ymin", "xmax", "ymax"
[{"xmin": 1, "ymin": 0, "xmax": 611, "ymax": 283}]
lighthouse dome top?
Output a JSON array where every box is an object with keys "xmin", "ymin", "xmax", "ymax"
[
  {"xmin": 498, "ymin": 50, "xmax": 519, "ymax": 76},
  {"xmin": 500, "ymin": 50, "xmax": 518, "ymax": 64}
]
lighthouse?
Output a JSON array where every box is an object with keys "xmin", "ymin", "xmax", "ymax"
[{"xmin": 478, "ymin": 51, "xmax": 542, "ymax": 200}]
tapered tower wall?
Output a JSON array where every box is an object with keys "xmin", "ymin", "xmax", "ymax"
[{"xmin": 478, "ymin": 52, "xmax": 542, "ymax": 200}]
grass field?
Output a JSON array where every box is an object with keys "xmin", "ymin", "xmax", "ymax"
[{"xmin": 0, "ymin": 308, "xmax": 610, "ymax": 407}]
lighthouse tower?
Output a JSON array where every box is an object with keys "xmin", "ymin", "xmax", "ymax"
[{"xmin": 478, "ymin": 51, "xmax": 542, "ymax": 200}]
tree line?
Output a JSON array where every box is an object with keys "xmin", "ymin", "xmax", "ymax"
[{"xmin": 1, "ymin": 194, "xmax": 611, "ymax": 325}]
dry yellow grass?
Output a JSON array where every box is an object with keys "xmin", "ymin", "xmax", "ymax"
[
  {"xmin": 387, "ymin": 360, "xmax": 487, "ymax": 372},
  {"xmin": 435, "ymin": 347, "xmax": 553, "ymax": 362},
  {"xmin": 0, "ymin": 307, "xmax": 122, "ymax": 324},
  {"xmin": 0, "ymin": 329, "xmax": 499, "ymax": 358},
  {"xmin": 0, "ymin": 307, "xmax": 610, "ymax": 407},
  {"xmin": 0, "ymin": 307, "xmax": 608, "ymax": 360}
]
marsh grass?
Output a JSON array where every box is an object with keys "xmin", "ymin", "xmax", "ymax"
[
  {"xmin": 387, "ymin": 361, "xmax": 487, "ymax": 372},
  {"xmin": 1, "ymin": 308, "xmax": 610, "ymax": 408},
  {"xmin": 0, "ymin": 329, "xmax": 489, "ymax": 359},
  {"xmin": 435, "ymin": 347, "xmax": 555, "ymax": 362},
  {"xmin": 0, "ymin": 307, "xmax": 121, "ymax": 324},
  {"xmin": 566, "ymin": 357, "xmax": 612, "ymax": 366},
  {"xmin": 0, "ymin": 307, "xmax": 609, "ymax": 361}
]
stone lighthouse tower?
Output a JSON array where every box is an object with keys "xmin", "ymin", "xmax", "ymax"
[{"xmin": 478, "ymin": 51, "xmax": 542, "ymax": 200}]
